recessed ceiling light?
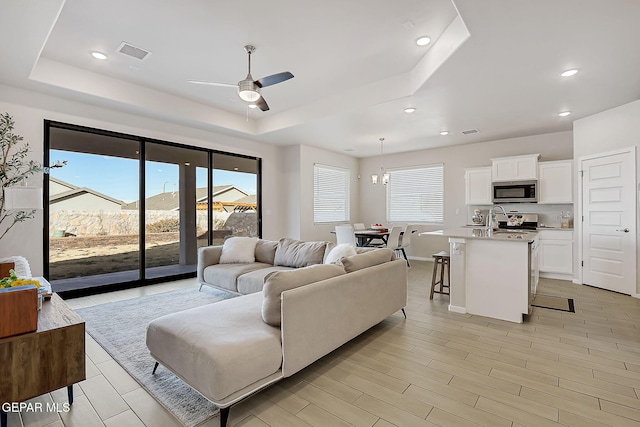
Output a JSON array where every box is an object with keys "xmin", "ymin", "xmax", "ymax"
[
  {"xmin": 404, "ymin": 107, "xmax": 416, "ymax": 113},
  {"xmin": 91, "ymin": 51, "xmax": 107, "ymax": 60},
  {"xmin": 558, "ymin": 111, "xmax": 571, "ymax": 117},
  {"xmin": 561, "ymin": 69, "xmax": 579, "ymax": 77},
  {"xmin": 440, "ymin": 131, "xmax": 449, "ymax": 136},
  {"xmin": 416, "ymin": 36, "xmax": 431, "ymax": 46},
  {"xmin": 248, "ymin": 104, "xmax": 258, "ymax": 109}
]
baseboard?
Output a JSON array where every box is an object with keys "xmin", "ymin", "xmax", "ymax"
[
  {"xmin": 408, "ymin": 256, "xmax": 431, "ymax": 261},
  {"xmin": 448, "ymin": 305, "xmax": 467, "ymax": 314},
  {"xmin": 540, "ymin": 272, "xmax": 574, "ymax": 281}
]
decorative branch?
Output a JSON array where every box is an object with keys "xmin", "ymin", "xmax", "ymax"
[{"xmin": 0, "ymin": 113, "xmax": 66, "ymax": 241}]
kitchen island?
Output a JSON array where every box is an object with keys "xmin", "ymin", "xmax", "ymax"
[{"xmin": 423, "ymin": 228, "xmax": 539, "ymax": 323}]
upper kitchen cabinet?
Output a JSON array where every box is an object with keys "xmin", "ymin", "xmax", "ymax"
[
  {"xmin": 465, "ymin": 167, "xmax": 492, "ymax": 205},
  {"xmin": 491, "ymin": 154, "xmax": 540, "ymax": 182},
  {"xmin": 538, "ymin": 160, "xmax": 573, "ymax": 204}
]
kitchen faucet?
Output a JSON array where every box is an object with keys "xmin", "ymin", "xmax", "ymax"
[{"xmin": 486, "ymin": 205, "xmax": 509, "ymax": 232}]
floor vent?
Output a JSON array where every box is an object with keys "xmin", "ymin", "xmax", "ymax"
[
  {"xmin": 116, "ymin": 42, "xmax": 151, "ymax": 61},
  {"xmin": 462, "ymin": 129, "xmax": 479, "ymax": 135}
]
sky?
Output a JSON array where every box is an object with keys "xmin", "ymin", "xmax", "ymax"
[{"xmin": 50, "ymin": 150, "xmax": 257, "ymax": 202}]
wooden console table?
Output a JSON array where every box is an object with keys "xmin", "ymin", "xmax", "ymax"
[{"xmin": 0, "ymin": 294, "xmax": 85, "ymax": 427}]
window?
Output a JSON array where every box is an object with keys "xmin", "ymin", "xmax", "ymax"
[
  {"xmin": 314, "ymin": 164, "xmax": 350, "ymax": 223},
  {"xmin": 386, "ymin": 164, "xmax": 444, "ymax": 223}
]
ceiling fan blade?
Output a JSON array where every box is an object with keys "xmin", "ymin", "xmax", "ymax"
[
  {"xmin": 186, "ymin": 80, "xmax": 237, "ymax": 88},
  {"xmin": 255, "ymin": 96, "xmax": 270, "ymax": 111},
  {"xmin": 254, "ymin": 72, "xmax": 294, "ymax": 88}
]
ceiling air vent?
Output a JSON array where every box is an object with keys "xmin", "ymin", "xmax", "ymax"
[
  {"xmin": 116, "ymin": 42, "xmax": 151, "ymax": 61},
  {"xmin": 462, "ymin": 129, "xmax": 479, "ymax": 135}
]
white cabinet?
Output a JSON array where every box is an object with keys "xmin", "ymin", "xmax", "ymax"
[
  {"xmin": 465, "ymin": 167, "xmax": 492, "ymax": 205},
  {"xmin": 538, "ymin": 160, "xmax": 573, "ymax": 204},
  {"xmin": 491, "ymin": 154, "xmax": 540, "ymax": 182},
  {"xmin": 538, "ymin": 230, "xmax": 573, "ymax": 277}
]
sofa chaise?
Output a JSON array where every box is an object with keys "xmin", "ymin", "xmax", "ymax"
[{"xmin": 146, "ymin": 238, "xmax": 408, "ymax": 426}]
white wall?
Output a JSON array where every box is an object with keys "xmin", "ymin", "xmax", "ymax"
[
  {"xmin": 288, "ymin": 144, "xmax": 360, "ymax": 243},
  {"xmin": 281, "ymin": 145, "xmax": 301, "ymax": 239},
  {"xmin": 359, "ymin": 132, "xmax": 574, "ymax": 259},
  {"xmin": 0, "ymin": 85, "xmax": 287, "ymax": 275},
  {"xmin": 574, "ymin": 99, "xmax": 640, "ymax": 295}
]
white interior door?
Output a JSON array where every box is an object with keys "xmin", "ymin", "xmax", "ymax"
[{"xmin": 581, "ymin": 149, "xmax": 636, "ymax": 294}]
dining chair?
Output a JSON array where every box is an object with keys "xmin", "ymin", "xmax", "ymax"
[
  {"xmin": 353, "ymin": 223, "xmax": 366, "ymax": 230},
  {"xmin": 335, "ymin": 225, "xmax": 357, "ymax": 246},
  {"xmin": 399, "ymin": 224, "xmax": 415, "ymax": 248},
  {"xmin": 385, "ymin": 226, "xmax": 409, "ymax": 266},
  {"xmin": 397, "ymin": 224, "xmax": 415, "ymax": 267}
]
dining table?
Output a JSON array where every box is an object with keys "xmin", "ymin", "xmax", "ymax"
[
  {"xmin": 330, "ymin": 228, "xmax": 411, "ymax": 247},
  {"xmin": 353, "ymin": 229, "xmax": 390, "ymax": 247}
]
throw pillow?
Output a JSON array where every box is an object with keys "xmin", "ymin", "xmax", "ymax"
[
  {"xmin": 323, "ymin": 242, "xmax": 336, "ymax": 263},
  {"xmin": 324, "ymin": 243, "xmax": 357, "ymax": 265},
  {"xmin": 341, "ymin": 249, "xmax": 394, "ymax": 273},
  {"xmin": 262, "ymin": 264, "xmax": 346, "ymax": 326},
  {"xmin": 219, "ymin": 237, "xmax": 258, "ymax": 264},
  {"xmin": 273, "ymin": 238, "xmax": 327, "ymax": 268},
  {"xmin": 255, "ymin": 239, "xmax": 278, "ymax": 264}
]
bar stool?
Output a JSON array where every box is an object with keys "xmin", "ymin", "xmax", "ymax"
[{"xmin": 430, "ymin": 251, "xmax": 450, "ymax": 299}]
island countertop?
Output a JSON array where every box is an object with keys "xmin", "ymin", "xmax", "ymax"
[
  {"xmin": 421, "ymin": 227, "xmax": 538, "ymax": 323},
  {"xmin": 421, "ymin": 228, "xmax": 537, "ymax": 242}
]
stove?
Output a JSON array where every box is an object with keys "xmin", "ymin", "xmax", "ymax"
[{"xmin": 496, "ymin": 214, "xmax": 538, "ymax": 230}]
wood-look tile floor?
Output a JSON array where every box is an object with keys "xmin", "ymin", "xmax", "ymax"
[{"xmin": 10, "ymin": 261, "xmax": 640, "ymax": 427}]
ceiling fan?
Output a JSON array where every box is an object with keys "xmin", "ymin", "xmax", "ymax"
[{"xmin": 187, "ymin": 45, "xmax": 294, "ymax": 111}]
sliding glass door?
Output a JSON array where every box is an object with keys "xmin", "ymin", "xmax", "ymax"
[
  {"xmin": 48, "ymin": 127, "xmax": 141, "ymax": 292},
  {"xmin": 211, "ymin": 153, "xmax": 260, "ymax": 244},
  {"xmin": 45, "ymin": 122, "xmax": 261, "ymax": 295},
  {"xmin": 143, "ymin": 143, "xmax": 209, "ymax": 279}
]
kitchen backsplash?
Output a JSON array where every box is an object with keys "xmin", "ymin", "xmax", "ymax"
[{"xmin": 468, "ymin": 203, "xmax": 574, "ymax": 228}]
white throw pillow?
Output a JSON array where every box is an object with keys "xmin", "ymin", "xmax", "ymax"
[
  {"xmin": 324, "ymin": 243, "xmax": 357, "ymax": 265},
  {"xmin": 219, "ymin": 237, "xmax": 258, "ymax": 264}
]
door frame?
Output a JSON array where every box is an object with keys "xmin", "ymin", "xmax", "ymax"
[{"xmin": 577, "ymin": 146, "xmax": 638, "ymax": 296}]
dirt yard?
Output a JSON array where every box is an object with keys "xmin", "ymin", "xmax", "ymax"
[{"xmin": 49, "ymin": 238, "xmax": 222, "ymax": 279}]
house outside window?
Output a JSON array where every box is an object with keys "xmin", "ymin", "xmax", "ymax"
[
  {"xmin": 386, "ymin": 164, "xmax": 444, "ymax": 223},
  {"xmin": 313, "ymin": 164, "xmax": 350, "ymax": 223}
]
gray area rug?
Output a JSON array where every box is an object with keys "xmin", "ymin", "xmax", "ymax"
[{"xmin": 76, "ymin": 286, "xmax": 237, "ymax": 426}]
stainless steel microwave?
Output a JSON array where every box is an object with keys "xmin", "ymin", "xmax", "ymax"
[{"xmin": 492, "ymin": 180, "xmax": 537, "ymax": 203}]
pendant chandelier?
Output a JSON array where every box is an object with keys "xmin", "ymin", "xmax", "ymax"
[{"xmin": 371, "ymin": 138, "xmax": 389, "ymax": 185}]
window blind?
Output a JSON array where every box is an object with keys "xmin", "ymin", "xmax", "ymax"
[
  {"xmin": 386, "ymin": 164, "xmax": 444, "ymax": 223},
  {"xmin": 314, "ymin": 164, "xmax": 350, "ymax": 223}
]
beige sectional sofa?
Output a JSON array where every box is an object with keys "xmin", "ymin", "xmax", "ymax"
[
  {"xmin": 147, "ymin": 238, "xmax": 408, "ymax": 427},
  {"xmin": 196, "ymin": 238, "xmax": 331, "ymax": 295}
]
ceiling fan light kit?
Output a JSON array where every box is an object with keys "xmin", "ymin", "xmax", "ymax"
[{"xmin": 238, "ymin": 79, "xmax": 261, "ymax": 102}]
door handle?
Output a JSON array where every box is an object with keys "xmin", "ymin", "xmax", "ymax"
[{"xmin": 616, "ymin": 228, "xmax": 630, "ymax": 233}]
